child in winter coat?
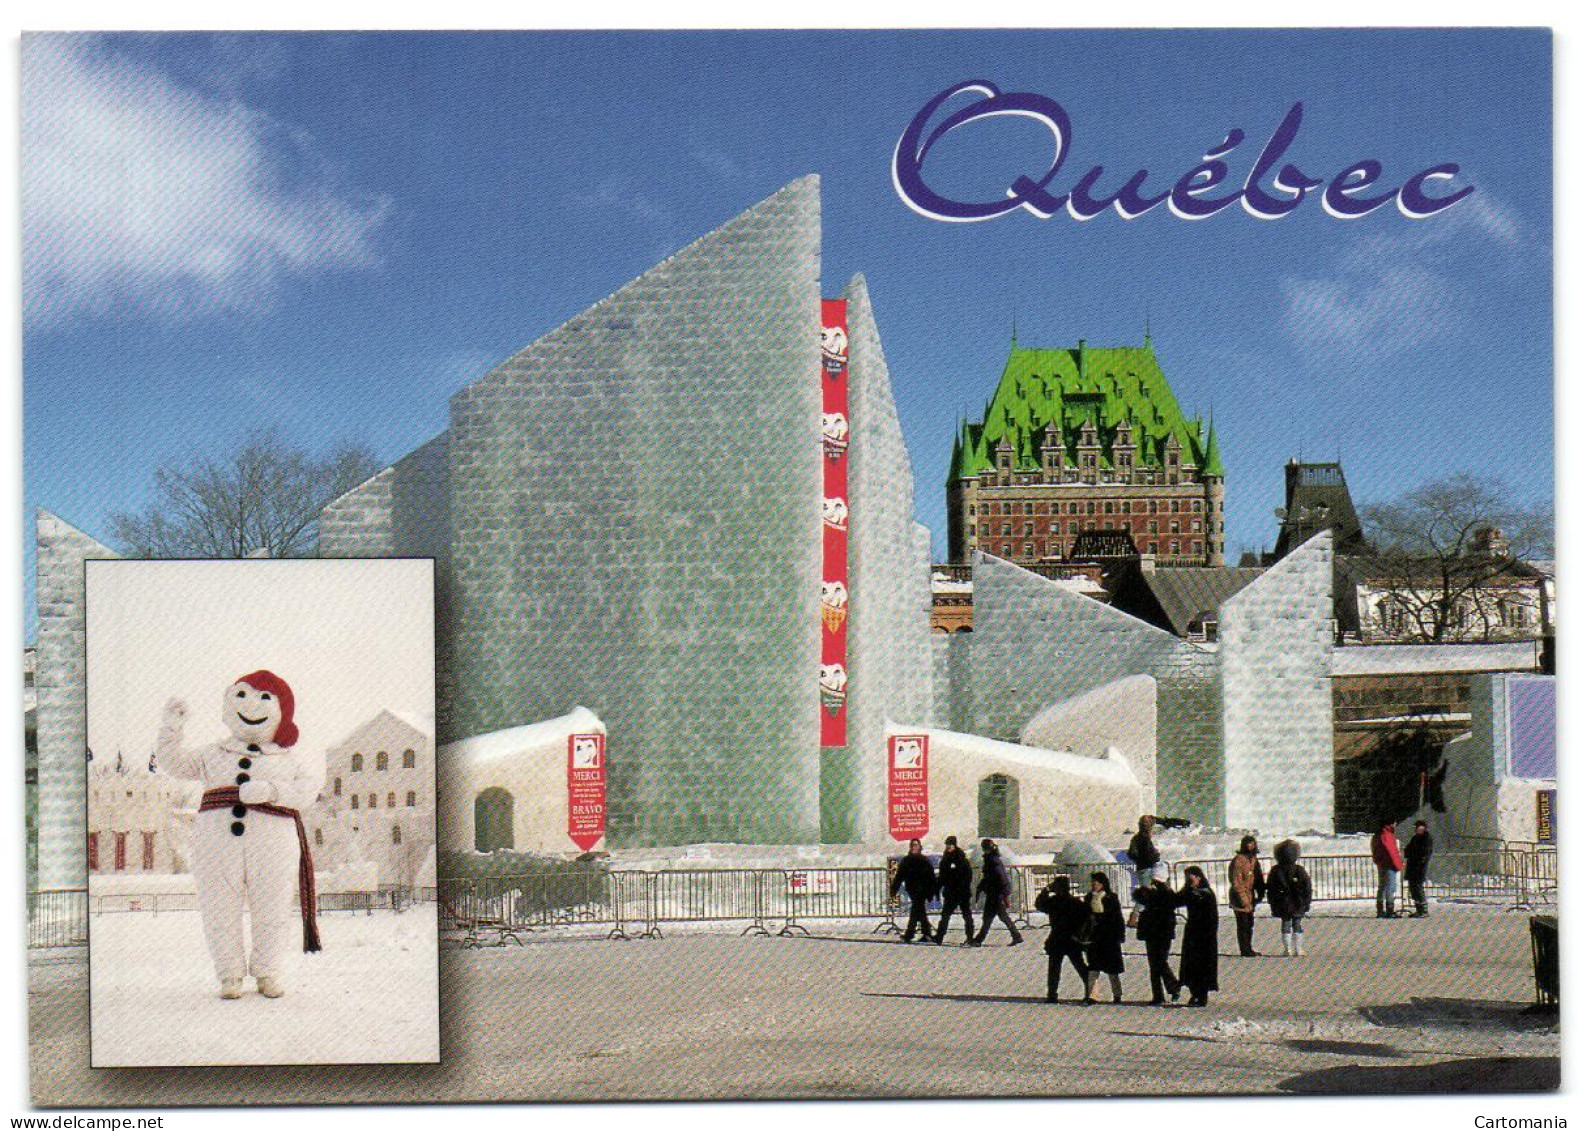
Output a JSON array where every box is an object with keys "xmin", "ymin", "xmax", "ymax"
[{"xmin": 1267, "ymin": 838, "xmax": 1314, "ymax": 956}]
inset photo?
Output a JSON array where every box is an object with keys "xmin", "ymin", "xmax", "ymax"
[{"xmin": 84, "ymin": 558, "xmax": 439, "ymax": 1068}]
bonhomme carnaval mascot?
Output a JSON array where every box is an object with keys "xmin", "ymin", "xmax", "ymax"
[{"xmin": 156, "ymin": 671, "xmax": 326, "ymax": 999}]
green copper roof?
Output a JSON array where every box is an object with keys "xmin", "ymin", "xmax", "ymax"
[{"xmin": 948, "ymin": 340, "xmax": 1219, "ymax": 484}]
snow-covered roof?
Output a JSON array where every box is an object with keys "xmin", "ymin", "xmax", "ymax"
[
  {"xmin": 930, "ymin": 576, "xmax": 973, "ymax": 594},
  {"xmin": 1332, "ymin": 641, "xmax": 1540, "ymax": 677},
  {"xmin": 440, "ymin": 706, "xmax": 604, "ymax": 766},
  {"xmin": 885, "ymin": 722, "xmax": 1138, "ymax": 786}
]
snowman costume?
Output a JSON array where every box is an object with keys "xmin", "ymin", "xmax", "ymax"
[{"xmin": 156, "ymin": 671, "xmax": 326, "ymax": 998}]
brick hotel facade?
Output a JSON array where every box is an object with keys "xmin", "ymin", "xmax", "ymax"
[{"xmin": 947, "ymin": 338, "xmax": 1225, "ymax": 567}]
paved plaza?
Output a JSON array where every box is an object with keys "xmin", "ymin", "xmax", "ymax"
[{"xmin": 29, "ymin": 903, "xmax": 1557, "ymax": 1105}]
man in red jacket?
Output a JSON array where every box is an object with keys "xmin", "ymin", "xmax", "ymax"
[{"xmin": 1371, "ymin": 822, "xmax": 1405, "ymax": 919}]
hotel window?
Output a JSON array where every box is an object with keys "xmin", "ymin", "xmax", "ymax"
[
  {"xmin": 968, "ymin": 505, "xmax": 976, "ymax": 516},
  {"xmin": 1023, "ymin": 523, "xmax": 1034, "ymax": 537},
  {"xmin": 1050, "ymin": 523, "xmax": 1059, "ymax": 536},
  {"xmin": 1000, "ymin": 523, "xmax": 1011, "ymax": 536},
  {"xmin": 141, "ymin": 831, "xmax": 155, "ymax": 871},
  {"xmin": 1193, "ymin": 499, "xmax": 1202, "ymax": 512},
  {"xmin": 1023, "ymin": 542, "xmax": 1034, "ymax": 556},
  {"xmin": 376, "ymin": 751, "xmax": 389, "ymax": 771},
  {"xmin": 1050, "ymin": 544, "xmax": 1063, "ymax": 559},
  {"xmin": 351, "ymin": 753, "xmax": 363, "ymax": 772},
  {"xmin": 393, "ymin": 825, "xmax": 403, "ymax": 846},
  {"xmin": 1104, "ymin": 502, "xmax": 1114, "ymax": 514},
  {"xmin": 315, "ymin": 827, "xmax": 325, "ymax": 846},
  {"xmin": 403, "ymin": 749, "xmax": 416, "ymax": 769},
  {"xmin": 370, "ymin": 793, "xmax": 378, "ymax": 809},
  {"xmin": 407, "ymin": 791, "xmax": 417, "ymax": 807},
  {"xmin": 114, "ymin": 832, "xmax": 127, "ymax": 872},
  {"xmin": 388, "ymin": 792, "xmax": 397, "ymax": 809},
  {"xmin": 334, "ymin": 777, "xmax": 342, "ymax": 797},
  {"xmin": 351, "ymin": 795, "xmax": 360, "ymax": 810},
  {"xmin": 968, "ymin": 524, "xmax": 975, "ymax": 537},
  {"xmin": 87, "ymin": 832, "xmax": 99, "ymax": 872},
  {"xmin": 1049, "ymin": 502, "xmax": 1060, "ymax": 515}
]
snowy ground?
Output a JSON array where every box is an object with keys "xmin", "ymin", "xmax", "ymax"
[
  {"xmin": 34, "ymin": 901, "xmax": 1555, "ymax": 1104},
  {"xmin": 88, "ymin": 906, "xmax": 439, "ymax": 1067}
]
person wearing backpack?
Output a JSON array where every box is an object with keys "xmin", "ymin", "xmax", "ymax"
[
  {"xmin": 1035, "ymin": 875, "xmax": 1089, "ymax": 1003},
  {"xmin": 969, "ymin": 839, "xmax": 1024, "ymax": 947},
  {"xmin": 1267, "ymin": 838, "xmax": 1314, "ymax": 956}
]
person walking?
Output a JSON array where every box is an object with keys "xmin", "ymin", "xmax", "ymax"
[
  {"xmin": 1133, "ymin": 864, "xmax": 1183, "ymax": 1005},
  {"xmin": 1371, "ymin": 821, "xmax": 1404, "ymax": 918},
  {"xmin": 1034, "ymin": 875, "xmax": 1090, "ymax": 1003},
  {"xmin": 1178, "ymin": 865, "xmax": 1220, "ymax": 1006},
  {"xmin": 934, "ymin": 835, "xmax": 975, "ymax": 944},
  {"xmin": 1081, "ymin": 871, "xmax": 1126, "ymax": 1004},
  {"xmin": 970, "ymin": 838, "xmax": 1024, "ymax": 947},
  {"xmin": 1229, "ymin": 835, "xmax": 1267, "ymax": 956},
  {"xmin": 889, "ymin": 839, "xmax": 937, "ymax": 943},
  {"xmin": 1266, "ymin": 838, "xmax": 1313, "ymax": 955},
  {"xmin": 1127, "ymin": 815, "xmax": 1162, "ymax": 890},
  {"xmin": 1403, "ymin": 820, "xmax": 1433, "ymax": 917}
]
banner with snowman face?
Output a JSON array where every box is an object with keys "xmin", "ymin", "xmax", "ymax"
[
  {"xmin": 566, "ymin": 733, "xmax": 606, "ymax": 851},
  {"xmin": 887, "ymin": 734, "xmax": 929, "ymax": 840},
  {"xmin": 820, "ymin": 299, "xmax": 850, "ymax": 746}
]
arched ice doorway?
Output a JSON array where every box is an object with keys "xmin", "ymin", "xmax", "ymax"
[
  {"xmin": 977, "ymin": 774, "xmax": 1021, "ymax": 840},
  {"xmin": 474, "ymin": 787, "xmax": 515, "ymax": 853}
]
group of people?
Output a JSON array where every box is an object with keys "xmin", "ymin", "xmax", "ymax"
[
  {"xmin": 1371, "ymin": 819, "xmax": 1434, "ymax": 918},
  {"xmin": 1037, "ymin": 864, "xmax": 1220, "ymax": 1006},
  {"xmin": 888, "ymin": 835, "xmax": 1025, "ymax": 948},
  {"xmin": 889, "ymin": 814, "xmax": 1435, "ymax": 1008}
]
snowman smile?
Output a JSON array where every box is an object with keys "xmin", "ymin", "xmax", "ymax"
[{"xmin": 238, "ymin": 713, "xmax": 270, "ymax": 726}]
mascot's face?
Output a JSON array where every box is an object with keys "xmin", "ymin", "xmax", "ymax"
[
  {"xmin": 222, "ymin": 680, "xmax": 283, "ymax": 745},
  {"xmin": 821, "ymin": 579, "xmax": 848, "ymax": 610},
  {"xmin": 821, "ymin": 496, "xmax": 849, "ymax": 531}
]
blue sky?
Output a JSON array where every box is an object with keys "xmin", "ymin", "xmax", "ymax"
[{"xmin": 22, "ymin": 29, "xmax": 1552, "ymax": 634}]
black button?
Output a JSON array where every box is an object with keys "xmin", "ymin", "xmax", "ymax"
[
  {"xmin": 236, "ymin": 773, "xmax": 250, "ymax": 785},
  {"xmin": 230, "ymin": 822, "xmax": 245, "ymax": 836},
  {"xmin": 247, "ymin": 744, "xmax": 260, "ymax": 753},
  {"xmin": 232, "ymin": 804, "xmax": 247, "ymax": 818},
  {"xmin": 239, "ymin": 758, "xmax": 252, "ymax": 769}
]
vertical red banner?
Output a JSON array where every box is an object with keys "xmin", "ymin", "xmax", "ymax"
[
  {"xmin": 820, "ymin": 299, "xmax": 850, "ymax": 747},
  {"xmin": 888, "ymin": 734, "xmax": 930, "ymax": 840},
  {"xmin": 566, "ymin": 733, "xmax": 606, "ymax": 852}
]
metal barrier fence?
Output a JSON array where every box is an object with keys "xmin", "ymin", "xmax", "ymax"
[
  {"xmin": 28, "ymin": 849, "xmax": 1557, "ymax": 948},
  {"xmin": 28, "ymin": 889, "xmax": 88, "ymax": 949}
]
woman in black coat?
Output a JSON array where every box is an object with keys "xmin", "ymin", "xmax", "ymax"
[
  {"xmin": 1178, "ymin": 865, "xmax": 1220, "ymax": 1007},
  {"xmin": 1081, "ymin": 871, "xmax": 1126, "ymax": 1005}
]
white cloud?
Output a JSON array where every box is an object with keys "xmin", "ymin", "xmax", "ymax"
[
  {"xmin": 1279, "ymin": 192, "xmax": 1528, "ymax": 357},
  {"xmin": 22, "ymin": 35, "xmax": 389, "ymax": 327}
]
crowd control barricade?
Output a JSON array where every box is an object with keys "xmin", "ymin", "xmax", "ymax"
[
  {"xmin": 1530, "ymin": 914, "xmax": 1558, "ymax": 1008},
  {"xmin": 774, "ymin": 867, "xmax": 896, "ymax": 936},
  {"xmin": 28, "ymin": 888, "xmax": 88, "ymax": 948}
]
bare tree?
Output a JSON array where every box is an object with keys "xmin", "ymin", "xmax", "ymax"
[
  {"xmin": 108, "ymin": 430, "xmax": 382, "ymax": 559},
  {"xmin": 1355, "ymin": 474, "xmax": 1553, "ymax": 644}
]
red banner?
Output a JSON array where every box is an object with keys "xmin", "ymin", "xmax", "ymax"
[
  {"xmin": 566, "ymin": 733, "xmax": 606, "ymax": 852},
  {"xmin": 820, "ymin": 299, "xmax": 850, "ymax": 747},
  {"xmin": 887, "ymin": 734, "xmax": 929, "ymax": 840}
]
